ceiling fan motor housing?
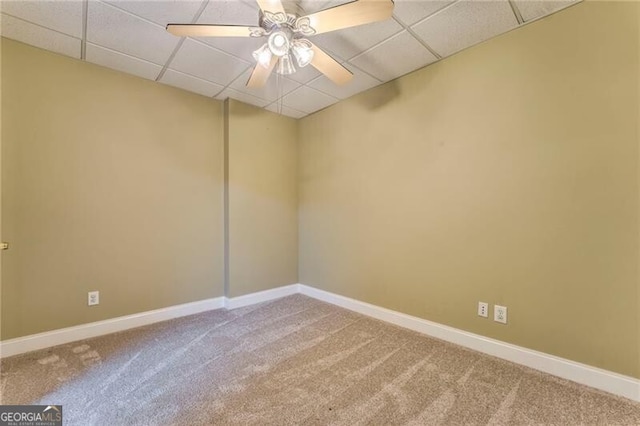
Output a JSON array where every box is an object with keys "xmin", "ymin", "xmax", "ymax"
[
  {"xmin": 258, "ymin": 6, "xmax": 315, "ymax": 75},
  {"xmin": 259, "ymin": 11, "xmax": 297, "ymax": 32}
]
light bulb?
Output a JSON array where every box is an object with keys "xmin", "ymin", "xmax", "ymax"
[
  {"xmin": 292, "ymin": 40, "xmax": 314, "ymax": 68},
  {"xmin": 273, "ymin": 34, "xmax": 285, "ymax": 48},
  {"xmin": 258, "ymin": 50, "xmax": 271, "ymax": 66},
  {"xmin": 268, "ymin": 29, "xmax": 292, "ymax": 57},
  {"xmin": 252, "ymin": 44, "xmax": 272, "ymax": 68}
]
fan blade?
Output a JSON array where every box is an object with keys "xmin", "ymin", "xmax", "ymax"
[
  {"xmin": 309, "ymin": 43, "xmax": 353, "ymax": 85},
  {"xmin": 247, "ymin": 56, "xmax": 278, "ymax": 88},
  {"xmin": 256, "ymin": 0, "xmax": 286, "ymax": 14},
  {"xmin": 299, "ymin": 0, "xmax": 394, "ymax": 35},
  {"xmin": 166, "ymin": 24, "xmax": 262, "ymax": 37}
]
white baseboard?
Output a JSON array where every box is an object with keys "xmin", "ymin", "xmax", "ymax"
[
  {"xmin": 298, "ymin": 284, "xmax": 640, "ymax": 402},
  {"xmin": 1, "ymin": 283, "xmax": 301, "ymax": 358},
  {"xmin": 0, "ymin": 297, "xmax": 225, "ymax": 358},
  {"xmin": 224, "ymin": 284, "xmax": 300, "ymax": 309},
  {"xmin": 2, "ymin": 283, "xmax": 638, "ymax": 402}
]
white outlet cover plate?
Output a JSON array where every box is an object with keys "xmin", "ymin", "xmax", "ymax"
[
  {"xmin": 88, "ymin": 291, "xmax": 100, "ymax": 306},
  {"xmin": 494, "ymin": 305, "xmax": 507, "ymax": 324},
  {"xmin": 478, "ymin": 302, "xmax": 489, "ymax": 318}
]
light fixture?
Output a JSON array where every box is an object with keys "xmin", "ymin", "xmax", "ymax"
[
  {"xmin": 277, "ymin": 53, "xmax": 296, "ymax": 75},
  {"xmin": 167, "ymin": 0, "xmax": 394, "ymax": 87},
  {"xmin": 252, "ymin": 30, "xmax": 312, "ymax": 76},
  {"xmin": 267, "ymin": 28, "xmax": 292, "ymax": 57},
  {"xmin": 292, "ymin": 39, "xmax": 314, "ymax": 68},
  {"xmin": 252, "ymin": 43, "xmax": 272, "ymax": 68}
]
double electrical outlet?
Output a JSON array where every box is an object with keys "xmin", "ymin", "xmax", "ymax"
[
  {"xmin": 478, "ymin": 301, "xmax": 507, "ymax": 324},
  {"xmin": 88, "ymin": 291, "xmax": 100, "ymax": 306}
]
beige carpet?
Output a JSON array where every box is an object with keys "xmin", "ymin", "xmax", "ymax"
[{"xmin": 1, "ymin": 295, "xmax": 639, "ymax": 425}]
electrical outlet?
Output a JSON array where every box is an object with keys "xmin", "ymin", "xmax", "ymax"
[
  {"xmin": 494, "ymin": 305, "xmax": 507, "ymax": 324},
  {"xmin": 478, "ymin": 302, "xmax": 488, "ymax": 318},
  {"xmin": 88, "ymin": 291, "xmax": 99, "ymax": 306}
]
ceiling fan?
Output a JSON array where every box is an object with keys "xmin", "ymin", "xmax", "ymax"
[{"xmin": 166, "ymin": 0, "xmax": 394, "ymax": 88}]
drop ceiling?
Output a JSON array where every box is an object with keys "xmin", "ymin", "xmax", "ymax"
[{"xmin": 1, "ymin": 0, "xmax": 580, "ymax": 119}]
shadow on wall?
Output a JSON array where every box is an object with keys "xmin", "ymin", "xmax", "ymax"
[
  {"xmin": 353, "ymin": 61, "xmax": 443, "ymax": 111},
  {"xmin": 355, "ymin": 80, "xmax": 401, "ymax": 110}
]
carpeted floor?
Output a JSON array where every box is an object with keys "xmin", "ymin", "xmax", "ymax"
[{"xmin": 1, "ymin": 294, "xmax": 639, "ymax": 425}]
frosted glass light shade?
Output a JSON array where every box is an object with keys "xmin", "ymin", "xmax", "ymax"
[
  {"xmin": 268, "ymin": 30, "xmax": 291, "ymax": 57},
  {"xmin": 252, "ymin": 43, "xmax": 272, "ymax": 68},
  {"xmin": 292, "ymin": 40, "xmax": 314, "ymax": 68},
  {"xmin": 277, "ymin": 53, "xmax": 296, "ymax": 75}
]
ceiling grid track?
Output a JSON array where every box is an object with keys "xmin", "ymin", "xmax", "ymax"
[
  {"xmin": 155, "ymin": 38, "xmax": 186, "ymax": 82},
  {"xmin": 212, "ymin": 65, "xmax": 254, "ymax": 100},
  {"xmin": 392, "ymin": 16, "xmax": 442, "ymax": 60},
  {"xmin": 156, "ymin": 0, "xmax": 210, "ymax": 82},
  {"xmin": 392, "ymin": 0, "xmax": 461, "ymax": 62},
  {"xmin": 348, "ymin": 2, "xmax": 454, "ymax": 68},
  {"xmin": 289, "ymin": 44, "xmax": 381, "ymax": 95},
  {"xmin": 345, "ymin": 65, "xmax": 383, "ymax": 84},
  {"xmin": 386, "ymin": 0, "xmax": 466, "ymax": 63},
  {"xmin": 508, "ymin": 0, "xmax": 525, "ymax": 25},
  {"xmin": 348, "ymin": 26, "xmax": 403, "ymax": 64},
  {"xmin": 80, "ymin": 0, "xmax": 88, "ymax": 60},
  {"xmin": 263, "ymin": 99, "xmax": 304, "ymax": 116}
]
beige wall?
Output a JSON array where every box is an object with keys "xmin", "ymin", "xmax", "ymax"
[
  {"xmin": 227, "ymin": 100, "xmax": 298, "ymax": 297},
  {"xmin": 299, "ymin": 1, "xmax": 640, "ymax": 378},
  {"xmin": 1, "ymin": 39, "xmax": 225, "ymax": 339},
  {"xmin": 1, "ymin": 1, "xmax": 637, "ymax": 381}
]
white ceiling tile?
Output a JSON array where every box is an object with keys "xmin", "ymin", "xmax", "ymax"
[
  {"xmin": 308, "ymin": 62, "xmax": 379, "ymax": 99},
  {"xmin": 235, "ymin": 0, "xmax": 354, "ymax": 19},
  {"xmin": 393, "ymin": 0, "xmax": 454, "ymax": 26},
  {"xmin": 299, "ymin": 0, "xmax": 352, "ymax": 14},
  {"xmin": 86, "ymin": 43, "xmax": 162, "ymax": 79},
  {"xmin": 229, "ymin": 68, "xmax": 300, "ymax": 102},
  {"xmin": 311, "ymin": 18, "xmax": 402, "ymax": 61},
  {"xmin": 194, "ymin": 0, "xmax": 262, "ymax": 62},
  {"xmin": 197, "ymin": 0, "xmax": 258, "ymax": 25},
  {"xmin": 513, "ymin": 0, "xmax": 580, "ymax": 23},
  {"xmin": 161, "ymin": 69, "xmax": 224, "ymax": 97},
  {"xmin": 1, "ymin": 13, "xmax": 81, "ymax": 58},
  {"xmin": 103, "ymin": 0, "xmax": 205, "ymax": 27},
  {"xmin": 411, "ymin": 0, "xmax": 519, "ymax": 57},
  {"xmin": 215, "ymin": 88, "xmax": 269, "ymax": 107},
  {"xmin": 265, "ymin": 103, "xmax": 307, "ymax": 119},
  {"xmin": 287, "ymin": 62, "xmax": 322, "ymax": 84},
  {"xmin": 196, "ymin": 35, "xmax": 265, "ymax": 63},
  {"xmin": 350, "ymin": 30, "xmax": 437, "ymax": 82},
  {"xmin": 237, "ymin": 0, "xmax": 258, "ymax": 8},
  {"xmin": 297, "ymin": 0, "xmax": 325, "ymax": 14},
  {"xmin": 281, "ymin": 85, "xmax": 338, "ymax": 114},
  {"xmin": 170, "ymin": 38, "xmax": 250, "ymax": 85},
  {"xmin": 87, "ymin": 0, "xmax": 180, "ymax": 65},
  {"xmin": 1, "ymin": 0, "xmax": 83, "ymax": 38}
]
